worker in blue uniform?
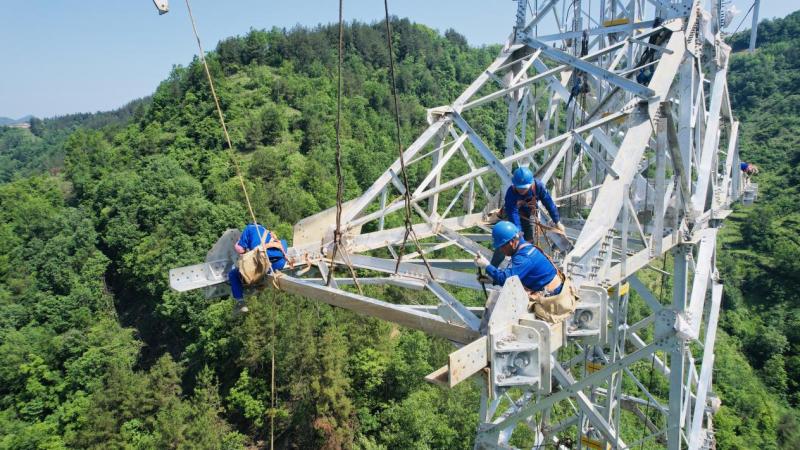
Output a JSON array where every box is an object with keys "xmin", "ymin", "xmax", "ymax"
[
  {"xmin": 491, "ymin": 167, "xmax": 563, "ymax": 266},
  {"xmin": 740, "ymin": 162, "xmax": 758, "ymax": 174},
  {"xmin": 740, "ymin": 161, "xmax": 759, "ymax": 176},
  {"xmin": 228, "ymin": 223, "xmax": 287, "ymax": 313},
  {"xmin": 476, "ymin": 221, "xmax": 563, "ymax": 296},
  {"xmin": 740, "ymin": 161, "xmax": 759, "ymax": 187}
]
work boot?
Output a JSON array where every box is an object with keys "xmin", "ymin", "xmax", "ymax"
[{"xmin": 234, "ymin": 299, "xmax": 249, "ymax": 314}]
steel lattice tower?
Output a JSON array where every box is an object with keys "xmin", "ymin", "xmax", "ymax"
[{"xmin": 171, "ymin": 1, "xmax": 750, "ymax": 447}]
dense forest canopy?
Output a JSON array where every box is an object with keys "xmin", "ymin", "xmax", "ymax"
[
  {"xmin": 0, "ymin": 99, "xmax": 149, "ymax": 183},
  {"xmin": 1, "ymin": 12, "xmax": 800, "ymax": 449},
  {"xmin": 715, "ymin": 10, "xmax": 800, "ymax": 446}
]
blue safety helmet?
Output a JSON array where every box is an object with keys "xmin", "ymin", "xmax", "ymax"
[
  {"xmin": 492, "ymin": 221, "xmax": 519, "ymax": 249},
  {"xmin": 512, "ymin": 167, "xmax": 534, "ymax": 190}
]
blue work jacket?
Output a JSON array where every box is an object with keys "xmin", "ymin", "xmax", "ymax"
[
  {"xmin": 238, "ymin": 223, "xmax": 287, "ymax": 270},
  {"xmin": 503, "ymin": 179, "xmax": 560, "ymax": 230},
  {"xmin": 486, "ymin": 242, "xmax": 558, "ymax": 292}
]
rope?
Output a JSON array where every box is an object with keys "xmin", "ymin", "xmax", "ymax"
[
  {"xmin": 328, "ymin": 0, "xmax": 346, "ymax": 285},
  {"xmin": 184, "ymin": 0, "xmax": 258, "ymax": 226},
  {"xmin": 270, "ymin": 293, "xmax": 278, "ymax": 450},
  {"xmin": 530, "ymin": 218, "xmax": 563, "ymax": 251},
  {"xmin": 382, "ymin": 0, "xmax": 435, "ymax": 278},
  {"xmin": 326, "ymin": 0, "xmax": 363, "ymax": 294},
  {"xmin": 183, "ymin": 2, "xmax": 278, "ymax": 446},
  {"xmin": 730, "ymin": 1, "xmax": 757, "ymax": 37},
  {"xmin": 520, "ymin": 186, "xmax": 565, "ymax": 250}
]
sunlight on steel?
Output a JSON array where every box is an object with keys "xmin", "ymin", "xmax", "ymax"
[{"xmin": 169, "ymin": 1, "xmax": 747, "ymax": 448}]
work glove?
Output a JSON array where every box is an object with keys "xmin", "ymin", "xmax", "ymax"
[
  {"xmin": 474, "ymin": 254, "xmax": 490, "ymax": 269},
  {"xmin": 554, "ymin": 222, "xmax": 566, "ymax": 234},
  {"xmin": 477, "ymin": 274, "xmax": 493, "ymax": 284}
]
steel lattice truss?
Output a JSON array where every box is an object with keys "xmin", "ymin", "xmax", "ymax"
[{"xmin": 170, "ymin": 1, "xmax": 752, "ymax": 448}]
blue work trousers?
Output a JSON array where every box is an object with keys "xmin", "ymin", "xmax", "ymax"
[
  {"xmin": 229, "ymin": 267, "xmax": 246, "ymax": 301},
  {"xmin": 228, "ymin": 257, "xmax": 287, "ymax": 301}
]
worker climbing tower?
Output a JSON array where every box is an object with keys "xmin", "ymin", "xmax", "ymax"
[{"xmin": 169, "ymin": 0, "xmax": 747, "ymax": 448}]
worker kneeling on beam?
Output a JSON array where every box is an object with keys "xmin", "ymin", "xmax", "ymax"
[
  {"xmin": 228, "ymin": 223, "xmax": 288, "ymax": 313},
  {"xmin": 476, "ymin": 221, "xmax": 578, "ymax": 323},
  {"xmin": 740, "ymin": 161, "xmax": 759, "ymax": 176},
  {"xmin": 740, "ymin": 161, "xmax": 759, "ymax": 184},
  {"xmin": 491, "ymin": 167, "xmax": 563, "ymax": 266}
]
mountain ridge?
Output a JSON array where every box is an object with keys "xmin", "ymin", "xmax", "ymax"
[
  {"xmin": 0, "ymin": 115, "xmax": 33, "ymax": 126},
  {"xmin": 0, "ymin": 13, "xmax": 799, "ymax": 448}
]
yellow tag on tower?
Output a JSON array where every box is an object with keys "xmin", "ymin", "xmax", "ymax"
[
  {"xmin": 607, "ymin": 282, "xmax": 630, "ymax": 297},
  {"xmin": 581, "ymin": 436, "xmax": 612, "ymax": 450},
  {"xmin": 586, "ymin": 361, "xmax": 604, "ymax": 374},
  {"xmin": 603, "ymin": 18, "xmax": 630, "ymax": 27}
]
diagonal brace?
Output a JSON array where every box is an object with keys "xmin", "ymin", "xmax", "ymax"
[{"xmin": 520, "ymin": 36, "xmax": 656, "ymax": 98}]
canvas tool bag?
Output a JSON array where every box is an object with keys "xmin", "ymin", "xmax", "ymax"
[
  {"xmin": 236, "ymin": 230, "xmax": 286, "ymax": 285},
  {"xmin": 526, "ymin": 245, "xmax": 579, "ymax": 324},
  {"xmin": 529, "ymin": 275, "xmax": 579, "ymax": 324},
  {"xmin": 237, "ymin": 247, "xmax": 270, "ymax": 285}
]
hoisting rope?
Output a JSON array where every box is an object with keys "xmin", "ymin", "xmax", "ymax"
[
  {"xmin": 731, "ymin": 1, "xmax": 757, "ymax": 36},
  {"xmin": 326, "ymin": 0, "xmax": 364, "ymax": 294},
  {"xmin": 184, "ymin": 0, "xmax": 258, "ymax": 226},
  {"xmin": 185, "ymin": 0, "xmax": 293, "ymax": 271},
  {"xmin": 183, "ymin": 1, "xmax": 281, "ymax": 447},
  {"xmin": 269, "ymin": 292, "xmax": 278, "ymax": 450},
  {"xmin": 382, "ymin": 0, "xmax": 435, "ymax": 278}
]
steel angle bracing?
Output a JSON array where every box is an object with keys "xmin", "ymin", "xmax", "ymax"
[
  {"xmin": 520, "ymin": 36, "xmax": 656, "ymax": 98},
  {"xmin": 168, "ymin": 1, "xmax": 743, "ymax": 447}
]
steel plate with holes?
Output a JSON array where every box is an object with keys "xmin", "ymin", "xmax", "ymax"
[
  {"xmin": 448, "ymin": 336, "xmax": 488, "ymax": 387},
  {"xmin": 170, "ymin": 263, "xmax": 216, "ymax": 292}
]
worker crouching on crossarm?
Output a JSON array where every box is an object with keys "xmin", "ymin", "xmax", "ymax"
[
  {"xmin": 228, "ymin": 223, "xmax": 288, "ymax": 313},
  {"xmin": 740, "ymin": 161, "xmax": 759, "ymax": 185},
  {"xmin": 740, "ymin": 161, "xmax": 759, "ymax": 175},
  {"xmin": 475, "ymin": 221, "xmax": 578, "ymax": 323},
  {"xmin": 491, "ymin": 167, "xmax": 563, "ymax": 266}
]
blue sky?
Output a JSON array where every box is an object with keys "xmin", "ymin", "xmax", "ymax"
[{"xmin": 0, "ymin": 0, "xmax": 794, "ymax": 119}]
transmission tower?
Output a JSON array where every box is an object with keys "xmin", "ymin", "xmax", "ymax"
[{"xmin": 170, "ymin": 1, "xmax": 748, "ymax": 448}]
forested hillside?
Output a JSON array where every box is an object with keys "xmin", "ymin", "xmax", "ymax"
[
  {"xmin": 712, "ymin": 10, "xmax": 800, "ymax": 447},
  {"xmin": 1, "ymin": 13, "xmax": 799, "ymax": 449},
  {"xmin": 0, "ymin": 20, "xmax": 496, "ymax": 449},
  {"xmin": 0, "ymin": 99, "xmax": 148, "ymax": 182}
]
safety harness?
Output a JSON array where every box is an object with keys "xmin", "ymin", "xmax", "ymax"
[
  {"xmin": 496, "ymin": 182, "xmax": 562, "ymax": 244},
  {"xmin": 237, "ymin": 226, "xmax": 290, "ymax": 285},
  {"xmin": 516, "ymin": 242, "xmax": 579, "ymax": 324}
]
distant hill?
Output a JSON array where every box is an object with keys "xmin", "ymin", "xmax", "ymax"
[
  {"xmin": 0, "ymin": 115, "xmax": 32, "ymax": 126},
  {"xmin": 728, "ymin": 10, "xmax": 800, "ymax": 52},
  {"xmin": 709, "ymin": 9, "xmax": 800, "ymax": 449},
  {"xmin": 0, "ymin": 99, "xmax": 149, "ymax": 182},
  {"xmin": 1, "ymin": 13, "xmax": 799, "ymax": 450}
]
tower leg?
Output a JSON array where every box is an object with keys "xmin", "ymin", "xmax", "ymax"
[{"xmin": 668, "ymin": 245, "xmax": 690, "ymax": 450}]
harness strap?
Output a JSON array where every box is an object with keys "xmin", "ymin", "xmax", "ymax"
[
  {"xmin": 534, "ymin": 243, "xmax": 563, "ymax": 280},
  {"xmin": 515, "ymin": 242, "xmax": 563, "ymax": 293},
  {"xmin": 252, "ymin": 225, "xmax": 275, "ymax": 274},
  {"xmin": 521, "ymin": 182, "xmax": 546, "ymax": 243},
  {"xmin": 517, "ymin": 241, "xmax": 535, "ymax": 255},
  {"xmin": 250, "ymin": 225, "xmax": 293, "ymax": 270}
]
